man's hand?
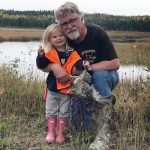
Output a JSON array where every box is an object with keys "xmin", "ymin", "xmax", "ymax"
[
  {"xmin": 51, "ymin": 64, "xmax": 70, "ymax": 85},
  {"xmin": 83, "ymin": 61, "xmax": 93, "ymax": 71}
]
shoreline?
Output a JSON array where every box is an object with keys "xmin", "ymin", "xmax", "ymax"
[
  {"xmin": 0, "ymin": 27, "xmax": 43, "ymax": 42},
  {"xmin": 0, "ymin": 27, "xmax": 150, "ymax": 42}
]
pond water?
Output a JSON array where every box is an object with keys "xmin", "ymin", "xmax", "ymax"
[{"xmin": 0, "ymin": 41, "xmax": 149, "ymax": 82}]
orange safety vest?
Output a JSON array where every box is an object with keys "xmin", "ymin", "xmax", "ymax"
[{"xmin": 45, "ymin": 48, "xmax": 81, "ymax": 94}]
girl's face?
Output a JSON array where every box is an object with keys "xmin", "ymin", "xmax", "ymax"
[{"xmin": 49, "ymin": 30, "xmax": 66, "ymax": 49}]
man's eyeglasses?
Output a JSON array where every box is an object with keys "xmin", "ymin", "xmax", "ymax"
[{"xmin": 60, "ymin": 17, "xmax": 79, "ymax": 29}]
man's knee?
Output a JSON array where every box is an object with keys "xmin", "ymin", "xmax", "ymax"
[
  {"xmin": 92, "ymin": 70, "xmax": 108, "ymax": 81},
  {"xmin": 92, "ymin": 70, "xmax": 112, "ymax": 96}
]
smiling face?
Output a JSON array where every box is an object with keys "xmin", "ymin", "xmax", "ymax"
[
  {"xmin": 58, "ymin": 12, "xmax": 86, "ymax": 42},
  {"xmin": 49, "ymin": 28, "xmax": 66, "ymax": 50}
]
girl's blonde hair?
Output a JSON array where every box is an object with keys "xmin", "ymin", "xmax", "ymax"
[{"xmin": 41, "ymin": 24, "xmax": 62, "ymax": 53}]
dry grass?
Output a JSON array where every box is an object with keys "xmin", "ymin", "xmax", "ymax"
[
  {"xmin": 114, "ymin": 43, "xmax": 150, "ymax": 65},
  {"xmin": 0, "ymin": 64, "xmax": 149, "ymax": 150},
  {"xmin": 0, "ymin": 27, "xmax": 43, "ymax": 41},
  {"xmin": 107, "ymin": 31, "xmax": 150, "ymax": 40},
  {"xmin": 0, "ymin": 27, "xmax": 150, "ymax": 66},
  {"xmin": 0, "ymin": 27, "xmax": 150, "ymax": 43},
  {"xmin": 113, "ymin": 81, "xmax": 150, "ymax": 150},
  {"xmin": 0, "ymin": 28, "xmax": 150, "ymax": 149}
]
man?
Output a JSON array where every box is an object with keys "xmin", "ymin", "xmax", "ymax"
[{"xmin": 37, "ymin": 2, "xmax": 120, "ymax": 149}]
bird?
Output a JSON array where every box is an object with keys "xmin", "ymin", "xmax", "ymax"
[{"xmin": 70, "ymin": 70, "xmax": 111, "ymax": 104}]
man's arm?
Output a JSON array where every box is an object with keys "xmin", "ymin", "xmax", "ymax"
[
  {"xmin": 36, "ymin": 53, "xmax": 70, "ymax": 85},
  {"xmin": 43, "ymin": 63, "xmax": 70, "ymax": 85},
  {"xmin": 91, "ymin": 58, "xmax": 120, "ymax": 71}
]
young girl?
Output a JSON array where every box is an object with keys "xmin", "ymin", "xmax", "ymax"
[{"xmin": 37, "ymin": 24, "xmax": 84, "ymax": 144}]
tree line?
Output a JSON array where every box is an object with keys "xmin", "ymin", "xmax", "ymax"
[{"xmin": 0, "ymin": 9, "xmax": 150, "ymax": 31}]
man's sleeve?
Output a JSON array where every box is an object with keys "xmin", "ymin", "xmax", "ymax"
[{"xmin": 36, "ymin": 55, "xmax": 50, "ymax": 69}]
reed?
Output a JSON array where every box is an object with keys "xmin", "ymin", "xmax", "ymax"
[
  {"xmin": 0, "ymin": 32, "xmax": 150, "ymax": 149},
  {"xmin": 0, "ymin": 63, "xmax": 149, "ymax": 149}
]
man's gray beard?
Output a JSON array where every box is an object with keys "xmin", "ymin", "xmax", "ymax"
[{"xmin": 67, "ymin": 30, "xmax": 80, "ymax": 40}]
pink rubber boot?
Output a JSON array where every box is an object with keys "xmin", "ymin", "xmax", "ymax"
[
  {"xmin": 45, "ymin": 118, "xmax": 56, "ymax": 143},
  {"xmin": 55, "ymin": 118, "xmax": 67, "ymax": 144}
]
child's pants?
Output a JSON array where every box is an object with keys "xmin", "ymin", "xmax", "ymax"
[{"xmin": 46, "ymin": 90, "xmax": 71, "ymax": 118}]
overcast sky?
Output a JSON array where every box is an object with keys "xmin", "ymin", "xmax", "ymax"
[{"xmin": 0, "ymin": 0, "xmax": 150, "ymax": 16}]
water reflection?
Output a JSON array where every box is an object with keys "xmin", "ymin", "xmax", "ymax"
[
  {"xmin": 0, "ymin": 41, "xmax": 45, "ymax": 79},
  {"xmin": 118, "ymin": 65, "xmax": 149, "ymax": 82},
  {"xmin": 0, "ymin": 41, "xmax": 150, "ymax": 81}
]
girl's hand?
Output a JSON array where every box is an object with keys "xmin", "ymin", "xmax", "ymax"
[{"xmin": 37, "ymin": 46, "xmax": 44, "ymax": 56}]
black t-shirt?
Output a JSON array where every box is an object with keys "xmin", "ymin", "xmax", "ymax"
[{"xmin": 68, "ymin": 24, "xmax": 118, "ymax": 64}]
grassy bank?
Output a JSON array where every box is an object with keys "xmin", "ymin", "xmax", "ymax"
[
  {"xmin": 0, "ymin": 27, "xmax": 150, "ymax": 67},
  {"xmin": 1, "ymin": 27, "xmax": 150, "ymax": 42},
  {"xmin": 0, "ymin": 28, "xmax": 150, "ymax": 149},
  {"xmin": 0, "ymin": 27, "xmax": 43, "ymax": 42},
  {"xmin": 0, "ymin": 64, "xmax": 150, "ymax": 149}
]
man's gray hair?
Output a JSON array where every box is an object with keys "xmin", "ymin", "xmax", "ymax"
[{"xmin": 55, "ymin": 2, "xmax": 84, "ymax": 22}]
